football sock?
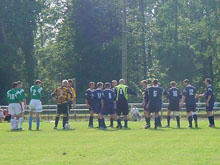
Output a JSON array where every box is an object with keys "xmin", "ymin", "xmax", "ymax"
[
  {"xmin": 154, "ymin": 117, "xmax": 158, "ymax": 128},
  {"xmin": 19, "ymin": 117, "xmax": 23, "ymax": 129},
  {"xmin": 167, "ymin": 116, "xmax": 171, "ymax": 126},
  {"xmin": 208, "ymin": 116, "xmax": 211, "ymax": 125},
  {"xmin": 176, "ymin": 116, "xmax": 180, "ymax": 127},
  {"xmin": 15, "ymin": 120, "xmax": 19, "ymax": 129},
  {"xmin": 63, "ymin": 117, "xmax": 67, "ymax": 128},
  {"xmin": 117, "ymin": 118, "xmax": 122, "ymax": 127},
  {"xmin": 29, "ymin": 116, "xmax": 33, "ymax": 129},
  {"xmin": 101, "ymin": 118, "xmax": 106, "ymax": 128},
  {"xmin": 193, "ymin": 114, "xmax": 198, "ymax": 125},
  {"xmin": 11, "ymin": 119, "xmax": 15, "ymax": 130},
  {"xmin": 188, "ymin": 116, "xmax": 192, "ymax": 127},
  {"xmin": 98, "ymin": 118, "xmax": 101, "ymax": 128},
  {"xmin": 110, "ymin": 118, "xmax": 114, "ymax": 126},
  {"xmin": 55, "ymin": 116, "xmax": 59, "ymax": 127},
  {"xmin": 89, "ymin": 116, "xmax": 93, "ymax": 126},
  {"xmin": 36, "ymin": 117, "xmax": 40, "ymax": 129},
  {"xmin": 158, "ymin": 116, "xmax": 162, "ymax": 126},
  {"xmin": 211, "ymin": 116, "xmax": 215, "ymax": 125},
  {"xmin": 124, "ymin": 119, "xmax": 128, "ymax": 127},
  {"xmin": 146, "ymin": 117, "xmax": 150, "ymax": 126}
]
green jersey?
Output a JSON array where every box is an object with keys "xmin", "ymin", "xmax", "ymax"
[
  {"xmin": 17, "ymin": 88, "xmax": 26, "ymax": 101},
  {"xmin": 6, "ymin": 89, "xmax": 21, "ymax": 103},
  {"xmin": 30, "ymin": 85, "xmax": 43, "ymax": 100}
]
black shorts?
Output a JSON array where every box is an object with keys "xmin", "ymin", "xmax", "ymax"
[
  {"xmin": 148, "ymin": 101, "xmax": 160, "ymax": 113},
  {"xmin": 168, "ymin": 102, "xmax": 180, "ymax": 111},
  {"xmin": 94, "ymin": 104, "xmax": 102, "ymax": 114},
  {"xmin": 185, "ymin": 103, "xmax": 196, "ymax": 112},
  {"xmin": 206, "ymin": 104, "xmax": 214, "ymax": 112},
  {"xmin": 57, "ymin": 103, "xmax": 69, "ymax": 115},
  {"xmin": 116, "ymin": 101, "xmax": 129, "ymax": 116}
]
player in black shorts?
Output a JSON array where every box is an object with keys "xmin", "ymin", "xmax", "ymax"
[
  {"xmin": 180, "ymin": 79, "xmax": 198, "ymax": 128},
  {"xmin": 166, "ymin": 81, "xmax": 181, "ymax": 128},
  {"xmin": 197, "ymin": 78, "xmax": 215, "ymax": 127},
  {"xmin": 115, "ymin": 79, "xmax": 137, "ymax": 128},
  {"xmin": 146, "ymin": 79, "xmax": 163, "ymax": 129}
]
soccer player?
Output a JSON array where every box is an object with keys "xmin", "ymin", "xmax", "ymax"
[
  {"xmin": 166, "ymin": 81, "xmax": 181, "ymax": 128},
  {"xmin": 145, "ymin": 79, "xmax": 163, "ymax": 129},
  {"xmin": 140, "ymin": 80, "xmax": 150, "ymax": 128},
  {"xmin": 94, "ymin": 82, "xmax": 104, "ymax": 128},
  {"xmin": 17, "ymin": 81, "xmax": 26, "ymax": 130},
  {"xmin": 29, "ymin": 80, "xmax": 43, "ymax": 130},
  {"xmin": 85, "ymin": 82, "xmax": 96, "ymax": 127},
  {"xmin": 115, "ymin": 79, "xmax": 137, "ymax": 128},
  {"xmin": 197, "ymin": 78, "xmax": 215, "ymax": 127},
  {"xmin": 67, "ymin": 79, "xmax": 76, "ymax": 124},
  {"xmin": 6, "ymin": 82, "xmax": 22, "ymax": 131},
  {"xmin": 180, "ymin": 79, "xmax": 198, "ymax": 128},
  {"xmin": 52, "ymin": 80, "xmax": 72, "ymax": 130},
  {"xmin": 100, "ymin": 82, "xmax": 116, "ymax": 129}
]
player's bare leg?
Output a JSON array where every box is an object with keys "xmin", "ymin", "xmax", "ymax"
[{"xmin": 54, "ymin": 113, "xmax": 60, "ymax": 129}]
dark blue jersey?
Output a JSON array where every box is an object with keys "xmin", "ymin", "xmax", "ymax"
[
  {"xmin": 94, "ymin": 89, "xmax": 104, "ymax": 105},
  {"xmin": 103, "ymin": 89, "xmax": 115, "ymax": 106},
  {"xmin": 205, "ymin": 85, "xmax": 215, "ymax": 104},
  {"xmin": 143, "ymin": 88, "xmax": 149, "ymax": 104},
  {"xmin": 148, "ymin": 86, "xmax": 163, "ymax": 102},
  {"xmin": 85, "ymin": 89, "xmax": 95, "ymax": 105},
  {"xmin": 183, "ymin": 85, "xmax": 196, "ymax": 105},
  {"xmin": 167, "ymin": 87, "xmax": 181, "ymax": 103}
]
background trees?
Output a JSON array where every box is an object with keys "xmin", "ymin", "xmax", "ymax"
[{"xmin": 0, "ymin": 0, "xmax": 219, "ymax": 104}]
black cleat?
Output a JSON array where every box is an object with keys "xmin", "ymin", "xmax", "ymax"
[
  {"xmin": 188, "ymin": 125, "xmax": 193, "ymax": 128},
  {"xmin": 28, "ymin": 127, "xmax": 32, "ymax": 131},
  {"xmin": 195, "ymin": 124, "xmax": 198, "ymax": 128},
  {"xmin": 88, "ymin": 125, "xmax": 93, "ymax": 128},
  {"xmin": 144, "ymin": 125, "xmax": 150, "ymax": 129},
  {"xmin": 53, "ymin": 127, "xmax": 57, "ymax": 130},
  {"xmin": 165, "ymin": 125, "xmax": 170, "ymax": 128},
  {"xmin": 116, "ymin": 125, "xmax": 122, "ymax": 129}
]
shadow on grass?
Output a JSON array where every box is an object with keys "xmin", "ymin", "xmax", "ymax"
[{"xmin": 56, "ymin": 128, "xmax": 76, "ymax": 131}]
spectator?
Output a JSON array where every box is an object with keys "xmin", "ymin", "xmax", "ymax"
[
  {"xmin": 4, "ymin": 109, "xmax": 11, "ymax": 123},
  {"xmin": 131, "ymin": 104, "xmax": 140, "ymax": 121},
  {"xmin": 0, "ymin": 109, "xmax": 5, "ymax": 122}
]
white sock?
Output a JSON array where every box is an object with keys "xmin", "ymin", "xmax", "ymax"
[
  {"xmin": 11, "ymin": 119, "xmax": 15, "ymax": 130},
  {"xmin": 19, "ymin": 117, "xmax": 23, "ymax": 129},
  {"xmin": 15, "ymin": 120, "xmax": 19, "ymax": 129}
]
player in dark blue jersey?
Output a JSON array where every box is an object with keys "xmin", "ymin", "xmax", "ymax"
[
  {"xmin": 100, "ymin": 82, "xmax": 116, "ymax": 129},
  {"xmin": 145, "ymin": 79, "xmax": 163, "ymax": 129},
  {"xmin": 180, "ymin": 79, "xmax": 198, "ymax": 128},
  {"xmin": 166, "ymin": 81, "xmax": 181, "ymax": 128},
  {"xmin": 197, "ymin": 78, "xmax": 215, "ymax": 127},
  {"xmin": 85, "ymin": 82, "xmax": 96, "ymax": 127},
  {"xmin": 115, "ymin": 79, "xmax": 137, "ymax": 128},
  {"xmin": 94, "ymin": 82, "xmax": 104, "ymax": 128},
  {"xmin": 140, "ymin": 80, "xmax": 150, "ymax": 128}
]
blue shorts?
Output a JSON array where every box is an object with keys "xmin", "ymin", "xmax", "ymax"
[
  {"xmin": 101, "ymin": 106, "xmax": 115, "ymax": 115},
  {"xmin": 89, "ymin": 104, "xmax": 95, "ymax": 112},
  {"xmin": 185, "ymin": 103, "xmax": 196, "ymax": 112},
  {"xmin": 206, "ymin": 104, "xmax": 214, "ymax": 112},
  {"xmin": 148, "ymin": 101, "xmax": 161, "ymax": 113},
  {"xmin": 168, "ymin": 101, "xmax": 179, "ymax": 111},
  {"xmin": 94, "ymin": 104, "xmax": 102, "ymax": 114}
]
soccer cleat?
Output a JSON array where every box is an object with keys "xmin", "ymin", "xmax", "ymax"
[
  {"xmin": 177, "ymin": 125, "xmax": 180, "ymax": 128},
  {"xmin": 165, "ymin": 125, "xmax": 170, "ymax": 128},
  {"xmin": 19, "ymin": 128, "xmax": 23, "ymax": 131},
  {"xmin": 108, "ymin": 125, "xmax": 114, "ymax": 128},
  {"xmin": 53, "ymin": 127, "xmax": 57, "ymax": 130},
  {"xmin": 116, "ymin": 125, "xmax": 122, "ymax": 129},
  {"xmin": 144, "ymin": 125, "xmax": 150, "ymax": 129},
  {"xmin": 28, "ymin": 127, "xmax": 32, "ymax": 131},
  {"xmin": 154, "ymin": 126, "xmax": 158, "ymax": 129},
  {"xmin": 123, "ymin": 125, "xmax": 128, "ymax": 129},
  {"xmin": 188, "ymin": 125, "xmax": 193, "ymax": 128},
  {"xmin": 195, "ymin": 124, "xmax": 198, "ymax": 128},
  {"xmin": 88, "ymin": 125, "xmax": 93, "ymax": 128}
]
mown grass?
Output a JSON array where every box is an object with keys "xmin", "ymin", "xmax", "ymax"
[{"xmin": 0, "ymin": 120, "xmax": 219, "ymax": 165}]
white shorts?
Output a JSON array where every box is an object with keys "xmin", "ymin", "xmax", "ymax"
[
  {"xmin": 29, "ymin": 99, "xmax": 43, "ymax": 112},
  {"xmin": 9, "ymin": 103, "xmax": 21, "ymax": 115}
]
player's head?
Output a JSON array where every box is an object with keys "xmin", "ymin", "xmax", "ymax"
[
  {"xmin": 140, "ymin": 80, "xmax": 148, "ymax": 88},
  {"xmin": 35, "ymin": 80, "xmax": 41, "ymax": 86},
  {"xmin": 112, "ymin": 80, "xmax": 118, "ymax": 88},
  {"xmin": 17, "ymin": 81, "xmax": 22, "ymax": 88},
  {"xmin": 183, "ymin": 79, "xmax": 189, "ymax": 86},
  {"xmin": 152, "ymin": 79, "xmax": 158, "ymax": 86},
  {"xmin": 119, "ymin": 79, "xmax": 125, "ymax": 85},
  {"xmin": 105, "ymin": 82, "xmax": 111, "ymax": 89},
  {"xmin": 170, "ymin": 81, "xmax": 176, "ymax": 87},
  {"xmin": 204, "ymin": 78, "xmax": 212, "ymax": 86},
  {"xmin": 68, "ymin": 79, "xmax": 73, "ymax": 87},
  {"xmin": 62, "ymin": 80, "xmax": 68, "ymax": 87},
  {"xmin": 97, "ymin": 82, "xmax": 103, "ymax": 89},
  {"xmin": 89, "ymin": 82, "xmax": 95, "ymax": 89},
  {"xmin": 12, "ymin": 82, "xmax": 18, "ymax": 89}
]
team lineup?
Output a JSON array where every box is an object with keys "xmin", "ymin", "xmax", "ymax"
[{"xmin": 6, "ymin": 77, "xmax": 215, "ymax": 131}]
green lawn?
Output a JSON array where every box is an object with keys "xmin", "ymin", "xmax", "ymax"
[{"xmin": 0, "ymin": 120, "xmax": 220, "ymax": 165}]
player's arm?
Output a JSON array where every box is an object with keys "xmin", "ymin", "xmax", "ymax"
[
  {"xmin": 180, "ymin": 95, "xmax": 185, "ymax": 107},
  {"xmin": 51, "ymin": 89, "xmax": 57, "ymax": 102},
  {"xmin": 85, "ymin": 99, "xmax": 90, "ymax": 109},
  {"xmin": 206, "ymin": 95, "xmax": 211, "ymax": 107}
]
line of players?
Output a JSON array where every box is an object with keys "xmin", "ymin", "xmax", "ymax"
[{"xmin": 86, "ymin": 78, "xmax": 216, "ymax": 129}]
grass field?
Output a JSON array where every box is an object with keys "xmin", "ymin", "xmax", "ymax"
[{"xmin": 0, "ymin": 120, "xmax": 220, "ymax": 165}]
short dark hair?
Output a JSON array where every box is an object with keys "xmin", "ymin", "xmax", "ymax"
[
  {"xmin": 12, "ymin": 82, "xmax": 18, "ymax": 88},
  {"xmin": 97, "ymin": 82, "xmax": 103, "ymax": 88},
  {"xmin": 153, "ymin": 79, "xmax": 158, "ymax": 85},
  {"xmin": 170, "ymin": 81, "xmax": 176, "ymax": 86},
  {"xmin": 68, "ymin": 79, "xmax": 73, "ymax": 83},
  {"xmin": 141, "ymin": 80, "xmax": 148, "ymax": 85},
  {"xmin": 105, "ymin": 82, "xmax": 111, "ymax": 88},
  {"xmin": 205, "ymin": 78, "xmax": 212, "ymax": 84},
  {"xmin": 183, "ymin": 79, "xmax": 189, "ymax": 84},
  {"xmin": 35, "ymin": 80, "xmax": 41, "ymax": 85}
]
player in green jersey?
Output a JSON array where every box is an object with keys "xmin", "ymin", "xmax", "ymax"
[
  {"xmin": 28, "ymin": 80, "xmax": 43, "ymax": 130},
  {"xmin": 6, "ymin": 82, "xmax": 22, "ymax": 131},
  {"xmin": 17, "ymin": 81, "xmax": 26, "ymax": 130}
]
